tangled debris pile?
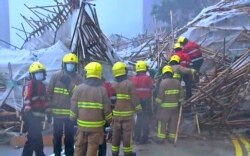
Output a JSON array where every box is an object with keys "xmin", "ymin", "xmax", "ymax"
[{"xmin": 188, "ymin": 50, "xmax": 250, "ymax": 129}]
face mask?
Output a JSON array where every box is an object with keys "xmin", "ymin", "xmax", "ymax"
[
  {"xmin": 65, "ymin": 63, "xmax": 75, "ymax": 72},
  {"xmin": 34, "ymin": 72, "xmax": 44, "ymax": 81}
]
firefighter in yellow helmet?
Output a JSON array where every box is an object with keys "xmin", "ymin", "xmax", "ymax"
[
  {"xmin": 130, "ymin": 60, "xmax": 153, "ymax": 144},
  {"xmin": 47, "ymin": 53, "xmax": 83, "ymax": 156},
  {"xmin": 177, "ymin": 36, "xmax": 203, "ymax": 72},
  {"xmin": 154, "ymin": 65, "xmax": 183, "ymax": 144},
  {"xmin": 22, "ymin": 62, "xmax": 47, "ymax": 156},
  {"xmin": 111, "ymin": 62, "xmax": 141, "ymax": 156},
  {"xmin": 169, "ymin": 54, "xmax": 195, "ymax": 99},
  {"xmin": 169, "ymin": 55, "xmax": 195, "ymax": 80},
  {"xmin": 71, "ymin": 62, "xmax": 112, "ymax": 156}
]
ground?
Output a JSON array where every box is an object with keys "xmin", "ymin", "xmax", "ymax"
[{"xmin": 2, "ymin": 134, "xmax": 247, "ymax": 156}]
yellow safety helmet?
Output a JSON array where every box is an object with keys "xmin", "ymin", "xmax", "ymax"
[
  {"xmin": 174, "ymin": 43, "xmax": 182, "ymax": 49},
  {"xmin": 84, "ymin": 62, "xmax": 102, "ymax": 79},
  {"xmin": 63, "ymin": 53, "xmax": 78, "ymax": 64},
  {"xmin": 28, "ymin": 62, "xmax": 46, "ymax": 74},
  {"xmin": 170, "ymin": 55, "xmax": 180, "ymax": 63},
  {"xmin": 135, "ymin": 60, "xmax": 147, "ymax": 72},
  {"xmin": 112, "ymin": 62, "xmax": 127, "ymax": 77},
  {"xmin": 177, "ymin": 36, "xmax": 186, "ymax": 44},
  {"xmin": 162, "ymin": 65, "xmax": 173, "ymax": 75}
]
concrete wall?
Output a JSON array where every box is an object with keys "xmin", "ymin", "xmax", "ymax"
[{"xmin": 0, "ymin": 0, "xmax": 10, "ymax": 48}]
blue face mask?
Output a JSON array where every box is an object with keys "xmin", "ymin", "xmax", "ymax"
[
  {"xmin": 65, "ymin": 63, "xmax": 75, "ymax": 72},
  {"xmin": 34, "ymin": 72, "xmax": 44, "ymax": 81}
]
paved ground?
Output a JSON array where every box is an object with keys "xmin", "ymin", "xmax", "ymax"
[{"xmin": 0, "ymin": 136, "xmax": 240, "ymax": 156}]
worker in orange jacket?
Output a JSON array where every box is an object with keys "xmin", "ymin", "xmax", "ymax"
[
  {"xmin": 111, "ymin": 62, "xmax": 141, "ymax": 156},
  {"xmin": 130, "ymin": 60, "xmax": 153, "ymax": 144},
  {"xmin": 22, "ymin": 62, "xmax": 48, "ymax": 156}
]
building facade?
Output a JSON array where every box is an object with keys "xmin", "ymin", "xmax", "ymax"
[{"xmin": 0, "ymin": 0, "xmax": 10, "ymax": 48}]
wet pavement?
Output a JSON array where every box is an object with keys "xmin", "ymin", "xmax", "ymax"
[{"xmin": 0, "ymin": 136, "xmax": 238, "ymax": 156}]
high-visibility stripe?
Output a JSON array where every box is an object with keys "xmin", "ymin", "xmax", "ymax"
[
  {"xmin": 77, "ymin": 119, "xmax": 105, "ymax": 128},
  {"xmin": 238, "ymin": 135, "xmax": 250, "ymax": 156},
  {"xmin": 113, "ymin": 110, "xmax": 134, "ymax": 117},
  {"xmin": 168, "ymin": 133, "xmax": 176, "ymax": 139},
  {"xmin": 52, "ymin": 109, "xmax": 70, "ymax": 115},
  {"xmin": 136, "ymin": 88, "xmax": 151, "ymax": 91},
  {"xmin": 24, "ymin": 100, "xmax": 31, "ymax": 105},
  {"xmin": 53, "ymin": 87, "xmax": 69, "ymax": 95},
  {"xmin": 78, "ymin": 102, "xmax": 103, "ymax": 109},
  {"xmin": 32, "ymin": 112, "xmax": 45, "ymax": 117},
  {"xmin": 105, "ymin": 113, "xmax": 112, "ymax": 120},
  {"xmin": 157, "ymin": 121, "xmax": 166, "ymax": 139},
  {"xmin": 70, "ymin": 110, "xmax": 76, "ymax": 118},
  {"xmin": 135, "ymin": 105, "xmax": 142, "ymax": 111},
  {"xmin": 160, "ymin": 103, "xmax": 178, "ymax": 108},
  {"xmin": 230, "ymin": 136, "xmax": 243, "ymax": 156},
  {"xmin": 165, "ymin": 90, "xmax": 180, "ymax": 95},
  {"xmin": 191, "ymin": 57, "xmax": 203, "ymax": 62},
  {"xmin": 173, "ymin": 73, "xmax": 181, "ymax": 80},
  {"xmin": 123, "ymin": 146, "xmax": 132, "ymax": 153},
  {"xmin": 31, "ymin": 96, "xmax": 45, "ymax": 101},
  {"xmin": 188, "ymin": 49, "xmax": 199, "ymax": 55},
  {"xmin": 116, "ymin": 94, "xmax": 131, "ymax": 100},
  {"xmin": 111, "ymin": 145, "xmax": 119, "ymax": 152}
]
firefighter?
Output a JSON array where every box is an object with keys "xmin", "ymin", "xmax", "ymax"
[
  {"xmin": 173, "ymin": 43, "xmax": 192, "ymax": 99},
  {"xmin": 22, "ymin": 62, "xmax": 47, "ymax": 156},
  {"xmin": 47, "ymin": 53, "xmax": 83, "ymax": 156},
  {"xmin": 98, "ymin": 78, "xmax": 116, "ymax": 156},
  {"xmin": 111, "ymin": 62, "xmax": 141, "ymax": 156},
  {"xmin": 70, "ymin": 62, "xmax": 112, "ymax": 156},
  {"xmin": 154, "ymin": 65, "xmax": 183, "ymax": 144},
  {"xmin": 177, "ymin": 36, "xmax": 203, "ymax": 72},
  {"xmin": 130, "ymin": 60, "xmax": 153, "ymax": 144},
  {"xmin": 174, "ymin": 43, "xmax": 191, "ymax": 68}
]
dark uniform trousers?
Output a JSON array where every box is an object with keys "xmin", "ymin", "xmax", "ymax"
[
  {"xmin": 53, "ymin": 117, "xmax": 75, "ymax": 156},
  {"xmin": 192, "ymin": 59, "xmax": 203, "ymax": 72},
  {"xmin": 22, "ymin": 112, "xmax": 45, "ymax": 156},
  {"xmin": 134, "ymin": 99, "xmax": 151, "ymax": 143},
  {"xmin": 156, "ymin": 108, "xmax": 178, "ymax": 141},
  {"xmin": 74, "ymin": 130, "xmax": 103, "ymax": 156},
  {"xmin": 112, "ymin": 119, "xmax": 133, "ymax": 156},
  {"xmin": 182, "ymin": 74, "xmax": 192, "ymax": 99}
]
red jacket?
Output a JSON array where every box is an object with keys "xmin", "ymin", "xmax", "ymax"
[
  {"xmin": 175, "ymin": 50, "xmax": 191, "ymax": 67},
  {"xmin": 130, "ymin": 73, "xmax": 153, "ymax": 99},
  {"xmin": 183, "ymin": 41, "xmax": 202, "ymax": 62},
  {"xmin": 22, "ymin": 80, "xmax": 48, "ymax": 110},
  {"xmin": 102, "ymin": 81, "xmax": 116, "ymax": 100}
]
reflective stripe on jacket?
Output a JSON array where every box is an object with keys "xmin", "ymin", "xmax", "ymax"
[
  {"xmin": 130, "ymin": 73, "xmax": 153, "ymax": 99},
  {"xmin": 48, "ymin": 70, "xmax": 83, "ymax": 117},
  {"xmin": 183, "ymin": 41, "xmax": 202, "ymax": 62},
  {"xmin": 22, "ymin": 80, "xmax": 48, "ymax": 110},
  {"xmin": 71, "ymin": 80, "xmax": 112, "ymax": 132},
  {"xmin": 171, "ymin": 65, "xmax": 193, "ymax": 81},
  {"xmin": 112, "ymin": 79, "xmax": 140, "ymax": 120}
]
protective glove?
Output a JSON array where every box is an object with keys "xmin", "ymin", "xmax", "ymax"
[
  {"xmin": 190, "ymin": 69, "xmax": 196, "ymax": 80},
  {"xmin": 179, "ymin": 98, "xmax": 184, "ymax": 106}
]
